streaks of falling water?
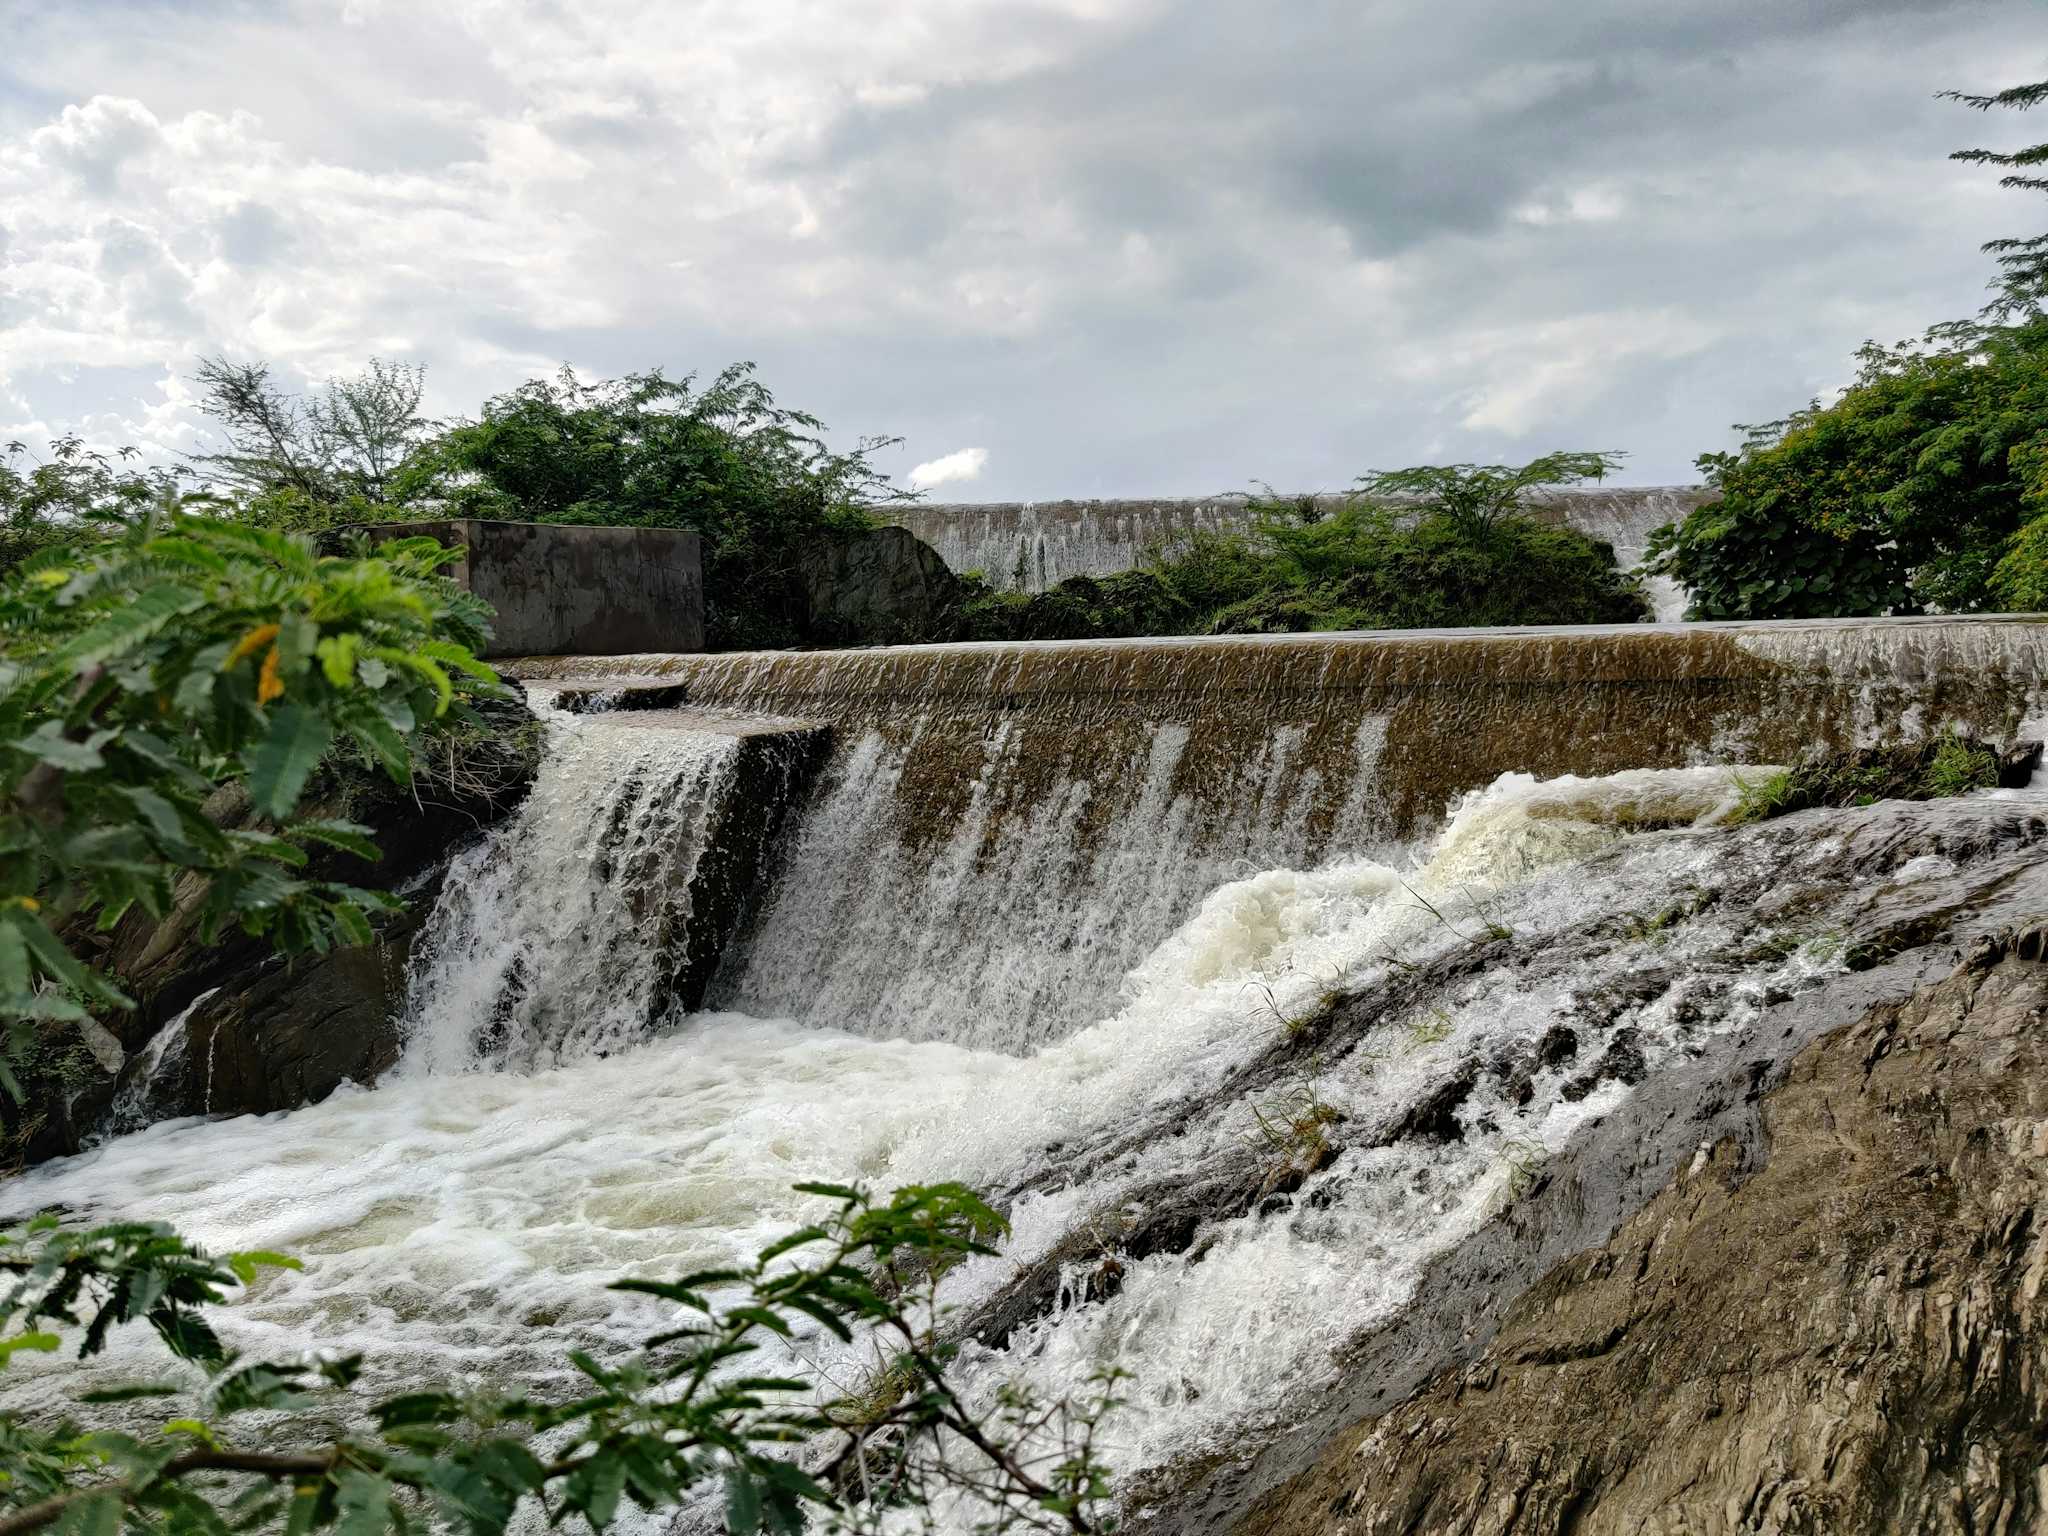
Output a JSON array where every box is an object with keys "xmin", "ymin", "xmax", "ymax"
[
  {"xmin": 708, "ymin": 716, "xmax": 1395, "ymax": 1050},
  {"xmin": 398, "ymin": 709, "xmax": 743, "ymax": 1074}
]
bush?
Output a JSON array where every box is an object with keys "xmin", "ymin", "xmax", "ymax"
[
  {"xmin": 959, "ymin": 481, "xmax": 1649, "ymax": 643},
  {"xmin": 1650, "ymin": 323, "xmax": 2048, "ymax": 619},
  {"xmin": 960, "ymin": 569, "xmax": 1196, "ymax": 641},
  {"xmin": 0, "ymin": 438, "xmax": 180, "ymax": 581},
  {"xmin": 398, "ymin": 365, "xmax": 902, "ymax": 649}
]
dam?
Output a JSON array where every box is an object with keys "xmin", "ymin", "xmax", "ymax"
[
  {"xmin": 15, "ymin": 614, "xmax": 2048, "ymax": 1531},
  {"xmin": 887, "ymin": 486, "xmax": 1711, "ymax": 619}
]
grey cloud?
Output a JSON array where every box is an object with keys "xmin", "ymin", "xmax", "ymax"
[{"xmin": 0, "ymin": 0, "xmax": 2039, "ymax": 498}]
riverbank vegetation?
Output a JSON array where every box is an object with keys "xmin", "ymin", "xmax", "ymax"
[
  {"xmin": 1653, "ymin": 77, "xmax": 2048, "ymax": 619},
  {"xmin": 4, "ymin": 362, "xmax": 902, "ymax": 651},
  {"xmin": 960, "ymin": 453, "xmax": 1649, "ymax": 640}
]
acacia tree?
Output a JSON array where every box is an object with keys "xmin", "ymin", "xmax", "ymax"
[
  {"xmin": 1355, "ymin": 451, "xmax": 1626, "ymax": 540},
  {"xmin": 191, "ymin": 358, "xmax": 430, "ymax": 518},
  {"xmin": 1945, "ymin": 77, "xmax": 2048, "ymax": 320}
]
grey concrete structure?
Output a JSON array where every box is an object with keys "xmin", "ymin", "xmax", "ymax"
[
  {"xmin": 886, "ymin": 486, "xmax": 1711, "ymax": 619},
  {"xmin": 356, "ymin": 520, "xmax": 704, "ymax": 658}
]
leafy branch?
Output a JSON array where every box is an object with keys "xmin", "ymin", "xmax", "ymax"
[{"xmin": 0, "ymin": 1189, "xmax": 1119, "ymax": 1536}]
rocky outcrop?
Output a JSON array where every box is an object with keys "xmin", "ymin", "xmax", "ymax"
[
  {"xmin": 796, "ymin": 526, "xmax": 962, "ymax": 646},
  {"xmin": 1242, "ymin": 925, "xmax": 2048, "ymax": 1536}
]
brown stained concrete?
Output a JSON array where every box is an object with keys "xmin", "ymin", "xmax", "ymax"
[{"xmin": 505, "ymin": 617, "xmax": 2048, "ymax": 843}]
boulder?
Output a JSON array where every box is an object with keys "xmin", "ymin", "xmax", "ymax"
[
  {"xmin": 797, "ymin": 526, "xmax": 962, "ymax": 646},
  {"xmin": 1242, "ymin": 926, "xmax": 2048, "ymax": 1535}
]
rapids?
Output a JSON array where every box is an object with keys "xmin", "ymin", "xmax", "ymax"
[{"xmin": 11, "ymin": 648, "xmax": 2048, "ymax": 1526}]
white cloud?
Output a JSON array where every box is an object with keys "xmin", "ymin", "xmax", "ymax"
[
  {"xmin": 909, "ymin": 446, "xmax": 989, "ymax": 490},
  {"xmin": 0, "ymin": 0, "xmax": 2034, "ymax": 495}
]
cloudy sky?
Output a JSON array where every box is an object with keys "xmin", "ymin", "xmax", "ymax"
[{"xmin": 0, "ymin": 0, "xmax": 2040, "ymax": 499}]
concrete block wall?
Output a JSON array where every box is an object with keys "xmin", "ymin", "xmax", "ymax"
[{"xmin": 357, "ymin": 520, "xmax": 704, "ymax": 658}]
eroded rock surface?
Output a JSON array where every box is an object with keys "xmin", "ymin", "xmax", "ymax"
[{"xmin": 1243, "ymin": 926, "xmax": 2048, "ymax": 1536}]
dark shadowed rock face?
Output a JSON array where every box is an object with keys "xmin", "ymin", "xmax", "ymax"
[
  {"xmin": 1242, "ymin": 927, "xmax": 2048, "ymax": 1536},
  {"xmin": 796, "ymin": 527, "xmax": 963, "ymax": 645}
]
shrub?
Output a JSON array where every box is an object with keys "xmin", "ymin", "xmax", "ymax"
[{"xmin": 1650, "ymin": 325, "xmax": 2048, "ymax": 619}]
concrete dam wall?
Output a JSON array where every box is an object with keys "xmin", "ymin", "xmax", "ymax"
[
  {"xmin": 886, "ymin": 485, "xmax": 1712, "ymax": 620},
  {"xmin": 507, "ymin": 615, "xmax": 2048, "ymax": 1048}
]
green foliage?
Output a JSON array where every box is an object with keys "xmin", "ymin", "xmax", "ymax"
[
  {"xmin": 1206, "ymin": 507, "xmax": 1648, "ymax": 634},
  {"xmin": 1650, "ymin": 324, "xmax": 2048, "ymax": 618},
  {"xmin": 961, "ymin": 456, "xmax": 1648, "ymax": 642},
  {"xmin": 958, "ymin": 571, "xmax": 1194, "ymax": 642},
  {"xmin": 0, "ymin": 1191, "xmax": 1118, "ymax": 1536},
  {"xmin": 0, "ymin": 440, "xmax": 183, "ymax": 582},
  {"xmin": 1355, "ymin": 451, "xmax": 1626, "ymax": 539},
  {"xmin": 1726, "ymin": 733, "xmax": 2003, "ymax": 824},
  {"xmin": 396, "ymin": 365, "xmax": 903, "ymax": 649},
  {"xmin": 1655, "ymin": 79, "xmax": 2048, "ymax": 619},
  {"xmin": 192, "ymin": 357, "xmax": 430, "ymax": 519},
  {"xmin": 1942, "ymin": 77, "xmax": 2048, "ymax": 320},
  {"xmin": 0, "ymin": 508, "xmax": 499, "ymax": 1050},
  {"xmin": 1727, "ymin": 769, "xmax": 1797, "ymax": 826}
]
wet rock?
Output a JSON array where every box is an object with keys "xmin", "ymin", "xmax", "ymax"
[
  {"xmin": 1558, "ymin": 1027, "xmax": 1647, "ymax": 1102},
  {"xmin": 1375, "ymin": 1068, "xmax": 1476, "ymax": 1146},
  {"xmin": 1241, "ymin": 926, "xmax": 2048, "ymax": 1536}
]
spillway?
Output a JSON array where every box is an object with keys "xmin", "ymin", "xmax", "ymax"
[
  {"xmin": 888, "ymin": 487, "xmax": 1710, "ymax": 618},
  {"xmin": 510, "ymin": 617, "xmax": 2048, "ymax": 1045}
]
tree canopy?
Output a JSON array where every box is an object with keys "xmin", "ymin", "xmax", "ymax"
[{"xmin": 1651, "ymin": 77, "xmax": 2048, "ymax": 620}]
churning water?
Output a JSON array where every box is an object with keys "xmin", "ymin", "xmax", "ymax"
[{"xmin": 8, "ymin": 660, "xmax": 2044, "ymax": 1520}]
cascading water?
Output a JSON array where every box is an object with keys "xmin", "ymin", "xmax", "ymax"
[
  {"xmin": 710, "ymin": 716, "xmax": 1393, "ymax": 1047},
  {"xmin": 401, "ymin": 708, "xmax": 743, "ymax": 1073},
  {"xmin": 10, "ymin": 624, "xmax": 2048, "ymax": 1530}
]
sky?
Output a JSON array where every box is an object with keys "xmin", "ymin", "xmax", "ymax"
[{"xmin": 0, "ymin": 0, "xmax": 2041, "ymax": 500}]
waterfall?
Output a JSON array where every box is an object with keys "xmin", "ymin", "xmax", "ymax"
[
  {"xmin": 13, "ymin": 620, "xmax": 2048, "ymax": 1530},
  {"xmin": 515, "ymin": 619, "xmax": 2048, "ymax": 1047},
  {"xmin": 399, "ymin": 708, "xmax": 745, "ymax": 1073}
]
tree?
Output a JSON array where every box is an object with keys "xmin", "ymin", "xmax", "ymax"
[
  {"xmin": 1652, "ymin": 77, "xmax": 2048, "ymax": 619},
  {"xmin": 401, "ymin": 364, "xmax": 906, "ymax": 649},
  {"xmin": 1943, "ymin": 77, "xmax": 2048, "ymax": 320},
  {"xmin": 1354, "ymin": 451, "xmax": 1626, "ymax": 540},
  {"xmin": 191, "ymin": 358, "xmax": 429, "ymax": 516},
  {"xmin": 0, "ymin": 438, "xmax": 182, "ymax": 579}
]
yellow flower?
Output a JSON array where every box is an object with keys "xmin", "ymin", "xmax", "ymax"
[
  {"xmin": 224, "ymin": 623, "xmax": 281, "ymax": 670},
  {"xmin": 257, "ymin": 644, "xmax": 285, "ymax": 704}
]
